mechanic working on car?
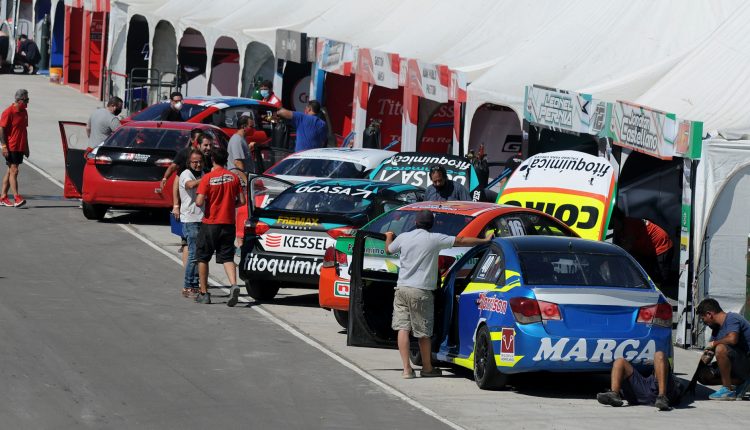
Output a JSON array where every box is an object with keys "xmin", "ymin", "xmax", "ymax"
[
  {"xmin": 275, "ymin": 100, "xmax": 328, "ymax": 152},
  {"xmin": 0, "ymin": 88, "xmax": 30, "ymax": 207},
  {"xmin": 695, "ymin": 298, "xmax": 750, "ymax": 400},
  {"xmin": 609, "ymin": 207, "xmax": 673, "ymax": 286},
  {"xmin": 178, "ymin": 149, "xmax": 205, "ymax": 299},
  {"xmin": 424, "ymin": 165, "xmax": 471, "ymax": 202},
  {"xmin": 385, "ymin": 210, "xmax": 492, "ymax": 379},
  {"xmin": 597, "ymin": 350, "xmax": 682, "ymax": 411},
  {"xmin": 166, "ymin": 129, "xmax": 205, "ymax": 265},
  {"xmin": 194, "ymin": 146, "xmax": 246, "ymax": 306},
  {"xmin": 87, "ymin": 96, "xmax": 123, "ymax": 147},
  {"xmin": 258, "ymin": 80, "xmax": 281, "ymax": 108},
  {"xmin": 160, "ymin": 91, "xmax": 184, "ymax": 122},
  {"xmin": 227, "ymin": 114, "xmax": 255, "ymax": 184}
]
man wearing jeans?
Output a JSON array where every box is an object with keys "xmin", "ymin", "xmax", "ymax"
[
  {"xmin": 385, "ymin": 210, "xmax": 491, "ymax": 379},
  {"xmin": 178, "ymin": 149, "xmax": 205, "ymax": 298}
]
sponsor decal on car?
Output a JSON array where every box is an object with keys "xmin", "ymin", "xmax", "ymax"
[
  {"xmin": 244, "ymin": 253, "xmax": 323, "ymax": 276},
  {"xmin": 276, "ymin": 215, "xmax": 319, "ymax": 229},
  {"xmin": 500, "ymin": 328, "xmax": 515, "ymax": 363},
  {"xmin": 334, "ymin": 281, "xmax": 350, "ymax": 297},
  {"xmin": 477, "ymin": 292, "xmax": 507, "ymax": 314},
  {"xmin": 263, "ymin": 234, "xmax": 332, "ymax": 252},
  {"xmin": 531, "ymin": 338, "xmax": 656, "ymax": 364},
  {"xmin": 295, "ymin": 185, "xmax": 373, "ymax": 198},
  {"xmin": 119, "ymin": 153, "xmax": 150, "ymax": 162}
]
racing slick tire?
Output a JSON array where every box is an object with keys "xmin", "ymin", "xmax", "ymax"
[
  {"xmin": 333, "ymin": 309, "xmax": 349, "ymax": 328},
  {"xmin": 245, "ymin": 281, "xmax": 279, "ymax": 301},
  {"xmin": 474, "ymin": 325, "xmax": 508, "ymax": 390},
  {"xmin": 82, "ymin": 202, "xmax": 108, "ymax": 220}
]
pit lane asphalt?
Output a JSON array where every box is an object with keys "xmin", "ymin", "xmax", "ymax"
[{"xmin": 3, "ymin": 74, "xmax": 748, "ymax": 429}]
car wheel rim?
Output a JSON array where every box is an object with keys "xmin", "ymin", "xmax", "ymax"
[{"xmin": 476, "ymin": 333, "xmax": 487, "ymax": 380}]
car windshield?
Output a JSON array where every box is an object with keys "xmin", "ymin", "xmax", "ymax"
[
  {"xmin": 519, "ymin": 251, "xmax": 649, "ymax": 288},
  {"xmin": 267, "ymin": 158, "xmax": 366, "ymax": 178},
  {"xmin": 364, "ymin": 210, "xmax": 473, "ymax": 236},
  {"xmin": 266, "ymin": 184, "xmax": 375, "ymax": 214},
  {"xmin": 130, "ymin": 103, "xmax": 208, "ymax": 121},
  {"xmin": 104, "ymin": 128, "xmax": 191, "ymax": 150}
]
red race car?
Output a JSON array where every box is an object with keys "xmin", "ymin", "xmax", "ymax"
[
  {"xmin": 59, "ymin": 121, "xmax": 228, "ymax": 220},
  {"xmin": 319, "ymin": 201, "xmax": 579, "ymax": 327}
]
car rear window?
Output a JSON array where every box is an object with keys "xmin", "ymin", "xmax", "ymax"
[
  {"xmin": 519, "ymin": 251, "xmax": 649, "ymax": 288},
  {"xmin": 364, "ymin": 210, "xmax": 473, "ymax": 236},
  {"xmin": 130, "ymin": 103, "xmax": 208, "ymax": 122},
  {"xmin": 104, "ymin": 128, "xmax": 191, "ymax": 150},
  {"xmin": 266, "ymin": 158, "xmax": 366, "ymax": 178},
  {"xmin": 266, "ymin": 184, "xmax": 374, "ymax": 214}
]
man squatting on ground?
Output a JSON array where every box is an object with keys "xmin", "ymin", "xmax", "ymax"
[
  {"xmin": 0, "ymin": 89, "xmax": 30, "ymax": 207},
  {"xmin": 385, "ymin": 210, "xmax": 492, "ymax": 378},
  {"xmin": 194, "ymin": 147, "xmax": 246, "ymax": 306}
]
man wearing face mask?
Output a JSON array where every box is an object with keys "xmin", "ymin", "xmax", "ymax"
[
  {"xmin": 86, "ymin": 96, "xmax": 123, "ymax": 147},
  {"xmin": 0, "ymin": 89, "xmax": 30, "ymax": 207},
  {"xmin": 160, "ymin": 91, "xmax": 184, "ymax": 122},
  {"xmin": 258, "ymin": 80, "xmax": 281, "ymax": 108}
]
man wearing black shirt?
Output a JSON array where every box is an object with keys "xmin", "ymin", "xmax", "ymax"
[{"xmin": 160, "ymin": 91, "xmax": 184, "ymax": 121}]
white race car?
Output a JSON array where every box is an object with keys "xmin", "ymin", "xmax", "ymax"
[{"xmin": 264, "ymin": 148, "xmax": 395, "ymax": 183}]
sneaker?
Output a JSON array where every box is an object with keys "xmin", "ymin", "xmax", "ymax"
[
  {"xmin": 654, "ymin": 395, "xmax": 671, "ymax": 411},
  {"xmin": 734, "ymin": 379, "xmax": 750, "ymax": 399},
  {"xmin": 13, "ymin": 195, "xmax": 26, "ymax": 207},
  {"xmin": 597, "ymin": 390, "xmax": 624, "ymax": 407},
  {"xmin": 420, "ymin": 367, "xmax": 442, "ymax": 377},
  {"xmin": 188, "ymin": 287, "xmax": 200, "ymax": 299},
  {"xmin": 0, "ymin": 196, "xmax": 12, "ymax": 207},
  {"xmin": 195, "ymin": 292, "xmax": 211, "ymax": 304},
  {"xmin": 709, "ymin": 386, "xmax": 737, "ymax": 400},
  {"xmin": 227, "ymin": 285, "xmax": 240, "ymax": 307}
]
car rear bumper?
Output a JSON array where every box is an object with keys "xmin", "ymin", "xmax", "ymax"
[
  {"xmin": 82, "ymin": 166, "xmax": 174, "ymax": 208},
  {"xmin": 239, "ymin": 249, "xmax": 323, "ymax": 287},
  {"xmin": 319, "ymin": 267, "xmax": 350, "ymax": 310}
]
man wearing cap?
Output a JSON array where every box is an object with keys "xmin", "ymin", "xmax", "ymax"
[
  {"xmin": 385, "ymin": 209, "xmax": 492, "ymax": 379},
  {"xmin": 0, "ymin": 89, "xmax": 30, "ymax": 207}
]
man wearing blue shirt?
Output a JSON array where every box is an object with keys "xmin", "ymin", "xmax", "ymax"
[{"xmin": 277, "ymin": 101, "xmax": 328, "ymax": 152}]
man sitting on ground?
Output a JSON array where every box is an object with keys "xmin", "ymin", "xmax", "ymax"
[{"xmin": 597, "ymin": 351, "xmax": 682, "ymax": 411}]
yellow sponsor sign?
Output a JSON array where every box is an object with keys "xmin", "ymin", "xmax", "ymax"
[
  {"xmin": 500, "ymin": 189, "xmax": 607, "ymax": 240},
  {"xmin": 276, "ymin": 215, "xmax": 319, "ymax": 227}
]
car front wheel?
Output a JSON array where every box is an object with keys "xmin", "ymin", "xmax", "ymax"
[
  {"xmin": 82, "ymin": 202, "xmax": 108, "ymax": 220},
  {"xmin": 245, "ymin": 281, "xmax": 279, "ymax": 301},
  {"xmin": 473, "ymin": 325, "xmax": 508, "ymax": 389}
]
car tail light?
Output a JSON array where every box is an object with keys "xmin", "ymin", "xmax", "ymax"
[
  {"xmin": 254, "ymin": 221, "xmax": 270, "ymax": 236},
  {"xmin": 327, "ymin": 226, "xmax": 356, "ymax": 239},
  {"xmin": 637, "ymin": 303, "xmax": 672, "ymax": 327},
  {"xmin": 538, "ymin": 300, "xmax": 562, "ymax": 321},
  {"xmin": 438, "ymin": 255, "xmax": 455, "ymax": 276},
  {"xmin": 323, "ymin": 246, "xmax": 349, "ymax": 269},
  {"xmin": 94, "ymin": 154, "xmax": 112, "ymax": 165},
  {"xmin": 154, "ymin": 158, "xmax": 173, "ymax": 167},
  {"xmin": 510, "ymin": 297, "xmax": 542, "ymax": 324}
]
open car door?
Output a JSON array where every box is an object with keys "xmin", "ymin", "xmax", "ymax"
[
  {"xmin": 347, "ymin": 230, "xmax": 399, "ymax": 348},
  {"xmin": 238, "ymin": 175, "xmax": 295, "ymax": 244},
  {"xmin": 58, "ymin": 121, "xmax": 89, "ymax": 199}
]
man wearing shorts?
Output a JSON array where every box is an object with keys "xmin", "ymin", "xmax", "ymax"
[
  {"xmin": 385, "ymin": 210, "xmax": 491, "ymax": 379},
  {"xmin": 597, "ymin": 351, "xmax": 682, "ymax": 411},
  {"xmin": 0, "ymin": 89, "xmax": 30, "ymax": 207},
  {"xmin": 696, "ymin": 298, "xmax": 750, "ymax": 400},
  {"xmin": 194, "ymin": 147, "xmax": 245, "ymax": 305}
]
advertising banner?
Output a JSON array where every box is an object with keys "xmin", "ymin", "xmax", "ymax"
[
  {"xmin": 609, "ymin": 101, "xmax": 676, "ymax": 160},
  {"xmin": 369, "ymin": 152, "xmax": 480, "ymax": 192},
  {"xmin": 357, "ymin": 48, "xmax": 399, "ymax": 89},
  {"xmin": 405, "ymin": 59, "xmax": 450, "ymax": 103},
  {"xmin": 498, "ymin": 151, "xmax": 616, "ymax": 240},
  {"xmin": 674, "ymin": 119, "xmax": 704, "ymax": 160},
  {"xmin": 316, "ymin": 38, "xmax": 355, "ymax": 76},
  {"xmin": 275, "ymin": 29, "xmax": 307, "ymax": 63},
  {"xmin": 524, "ymin": 85, "xmax": 607, "ymax": 136}
]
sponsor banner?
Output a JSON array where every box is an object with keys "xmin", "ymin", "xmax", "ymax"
[
  {"xmin": 261, "ymin": 232, "xmax": 335, "ymax": 255},
  {"xmin": 449, "ymin": 70, "xmax": 467, "ymax": 103},
  {"xmin": 244, "ymin": 253, "xmax": 323, "ymax": 277},
  {"xmin": 316, "ymin": 38, "xmax": 354, "ymax": 76},
  {"xmin": 524, "ymin": 85, "xmax": 607, "ymax": 136},
  {"xmin": 275, "ymin": 29, "xmax": 307, "ymax": 63},
  {"xmin": 674, "ymin": 119, "xmax": 703, "ymax": 160},
  {"xmin": 406, "ymin": 59, "xmax": 450, "ymax": 103},
  {"xmin": 477, "ymin": 292, "xmax": 508, "ymax": 314},
  {"xmin": 498, "ymin": 151, "xmax": 615, "ymax": 240},
  {"xmin": 369, "ymin": 152, "xmax": 480, "ymax": 191},
  {"xmin": 358, "ymin": 48, "xmax": 399, "ymax": 89},
  {"xmin": 609, "ymin": 101, "xmax": 676, "ymax": 160},
  {"xmin": 531, "ymin": 338, "xmax": 656, "ymax": 364},
  {"xmin": 275, "ymin": 215, "xmax": 319, "ymax": 228},
  {"xmin": 500, "ymin": 328, "xmax": 515, "ymax": 363},
  {"xmin": 295, "ymin": 185, "xmax": 374, "ymax": 199},
  {"xmin": 334, "ymin": 281, "xmax": 350, "ymax": 297}
]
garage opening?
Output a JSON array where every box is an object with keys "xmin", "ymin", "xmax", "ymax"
[
  {"xmin": 125, "ymin": 14, "xmax": 148, "ymax": 83},
  {"xmin": 208, "ymin": 36, "xmax": 239, "ymax": 96},
  {"xmin": 178, "ymin": 28, "xmax": 207, "ymax": 97},
  {"xmin": 365, "ymin": 85, "xmax": 403, "ymax": 151},
  {"xmin": 467, "ymin": 103, "xmax": 523, "ymax": 179},
  {"xmin": 65, "ymin": 5, "xmax": 83, "ymax": 85},
  {"xmin": 151, "ymin": 20, "xmax": 176, "ymax": 102},
  {"xmin": 33, "ymin": 0, "xmax": 50, "ymax": 70},
  {"xmin": 240, "ymin": 41, "xmax": 274, "ymax": 98},
  {"xmin": 322, "ymin": 72, "xmax": 354, "ymax": 144}
]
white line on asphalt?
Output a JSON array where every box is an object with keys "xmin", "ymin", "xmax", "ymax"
[{"xmin": 31, "ymin": 159, "xmax": 465, "ymax": 430}]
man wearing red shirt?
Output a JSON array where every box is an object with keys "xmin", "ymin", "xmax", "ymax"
[
  {"xmin": 610, "ymin": 207, "xmax": 674, "ymax": 285},
  {"xmin": 0, "ymin": 89, "xmax": 30, "ymax": 207},
  {"xmin": 258, "ymin": 80, "xmax": 281, "ymax": 108},
  {"xmin": 194, "ymin": 147, "xmax": 246, "ymax": 305}
]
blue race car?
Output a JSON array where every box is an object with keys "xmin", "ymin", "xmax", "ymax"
[{"xmin": 348, "ymin": 235, "xmax": 672, "ymax": 389}]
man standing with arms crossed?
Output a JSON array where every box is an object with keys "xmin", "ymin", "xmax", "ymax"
[
  {"xmin": 0, "ymin": 89, "xmax": 30, "ymax": 207},
  {"xmin": 194, "ymin": 147, "xmax": 246, "ymax": 306},
  {"xmin": 385, "ymin": 210, "xmax": 492, "ymax": 378}
]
